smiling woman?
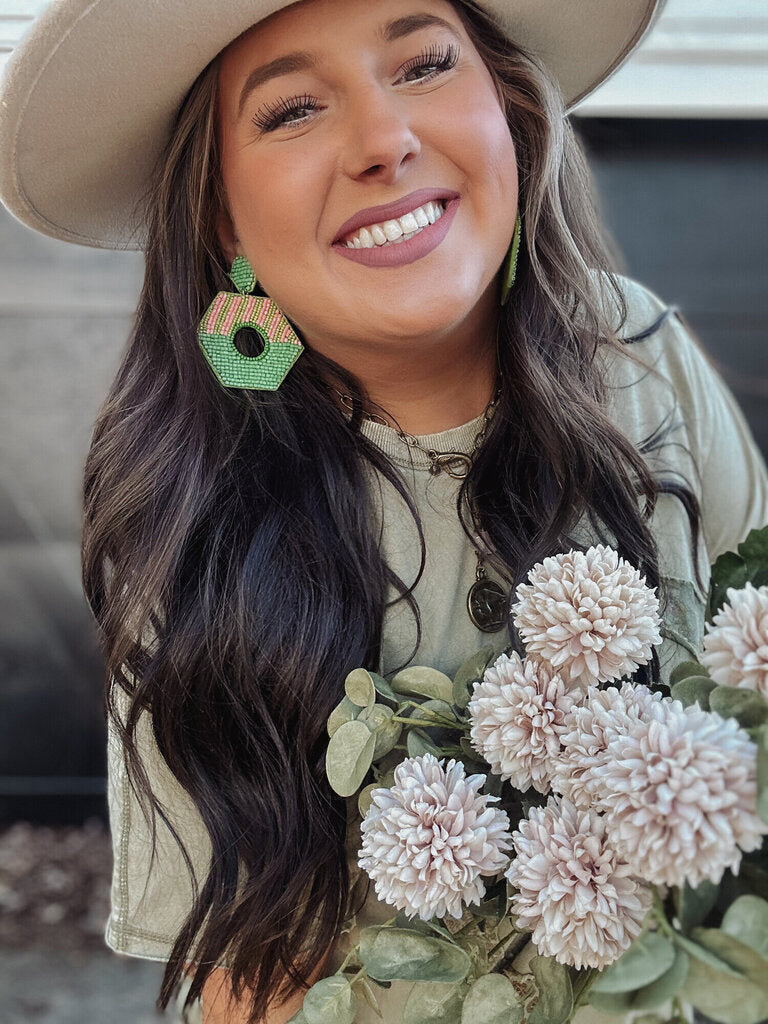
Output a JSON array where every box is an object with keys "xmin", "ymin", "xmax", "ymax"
[{"xmin": 1, "ymin": 0, "xmax": 766, "ymax": 1023}]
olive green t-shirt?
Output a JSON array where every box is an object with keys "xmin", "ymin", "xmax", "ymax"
[{"xmin": 105, "ymin": 278, "xmax": 768, "ymax": 1021}]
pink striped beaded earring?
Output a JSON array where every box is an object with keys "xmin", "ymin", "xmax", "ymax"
[{"xmin": 197, "ymin": 256, "xmax": 303, "ymax": 390}]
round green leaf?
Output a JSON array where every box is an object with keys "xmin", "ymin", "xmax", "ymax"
[
  {"xmin": 592, "ymin": 932, "xmax": 675, "ymax": 995},
  {"xmin": 357, "ymin": 703, "xmax": 402, "ymax": 760},
  {"xmin": 302, "ymin": 976, "xmax": 356, "ymax": 1024},
  {"xmin": 721, "ymin": 896, "xmax": 768, "ymax": 959},
  {"xmin": 460, "ymin": 974, "xmax": 523, "ymax": 1024},
  {"xmin": 351, "ymin": 975, "xmax": 382, "ymax": 1017},
  {"xmin": 690, "ymin": 927, "xmax": 768, "ymax": 986},
  {"xmin": 287, "ymin": 1010, "xmax": 309, "ymax": 1024},
  {"xmin": 345, "ymin": 668, "xmax": 376, "ymax": 708},
  {"xmin": 392, "ymin": 666, "xmax": 454, "ymax": 703},
  {"xmin": 407, "ymin": 729, "xmax": 443, "ymax": 758},
  {"xmin": 710, "ymin": 687, "xmax": 768, "ymax": 729},
  {"xmin": 403, "ymin": 982, "xmax": 466, "ymax": 1024},
  {"xmin": 670, "ymin": 676, "xmax": 717, "ymax": 710},
  {"xmin": 325, "ymin": 720, "xmax": 375, "ymax": 797},
  {"xmin": 327, "ymin": 696, "xmax": 362, "ymax": 738},
  {"xmin": 358, "ymin": 782, "xmax": 378, "ymax": 819},
  {"xmin": 669, "ymin": 660, "xmax": 709, "ymax": 686},
  {"xmin": 528, "ymin": 955, "xmax": 573, "ymax": 1024},
  {"xmin": 360, "ymin": 926, "xmax": 472, "ymax": 984},
  {"xmin": 681, "ymin": 951, "xmax": 768, "ymax": 1024},
  {"xmin": 672, "ymin": 931, "xmax": 742, "ymax": 977},
  {"xmin": 628, "ymin": 947, "xmax": 690, "ymax": 1011}
]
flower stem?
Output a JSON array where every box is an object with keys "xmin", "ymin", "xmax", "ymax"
[{"xmin": 651, "ymin": 886, "xmax": 675, "ymax": 938}]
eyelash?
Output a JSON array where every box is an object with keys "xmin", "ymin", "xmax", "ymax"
[
  {"xmin": 399, "ymin": 43, "xmax": 459, "ymax": 82},
  {"xmin": 251, "ymin": 42, "xmax": 460, "ymax": 133}
]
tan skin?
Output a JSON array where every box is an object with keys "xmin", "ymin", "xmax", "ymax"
[{"xmin": 200, "ymin": 0, "xmax": 518, "ymax": 1016}]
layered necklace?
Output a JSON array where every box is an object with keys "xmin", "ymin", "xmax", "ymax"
[{"xmin": 336, "ymin": 388, "xmax": 509, "ymax": 634}]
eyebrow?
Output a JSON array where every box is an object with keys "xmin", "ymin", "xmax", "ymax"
[
  {"xmin": 237, "ymin": 52, "xmax": 316, "ymax": 116},
  {"xmin": 382, "ymin": 14, "xmax": 457, "ymax": 42},
  {"xmin": 236, "ymin": 13, "xmax": 457, "ymax": 117}
]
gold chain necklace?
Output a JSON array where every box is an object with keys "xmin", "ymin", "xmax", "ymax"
[{"xmin": 336, "ymin": 387, "xmax": 509, "ymax": 634}]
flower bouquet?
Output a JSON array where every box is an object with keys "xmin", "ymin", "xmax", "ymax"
[{"xmin": 291, "ymin": 527, "xmax": 768, "ymax": 1024}]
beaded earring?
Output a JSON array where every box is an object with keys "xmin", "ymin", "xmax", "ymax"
[
  {"xmin": 197, "ymin": 256, "xmax": 303, "ymax": 390},
  {"xmin": 499, "ymin": 214, "xmax": 522, "ymax": 306}
]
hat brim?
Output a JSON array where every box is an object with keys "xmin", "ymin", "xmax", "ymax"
[{"xmin": 0, "ymin": 0, "xmax": 662, "ymax": 249}]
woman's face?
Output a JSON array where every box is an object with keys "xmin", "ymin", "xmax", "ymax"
[{"xmin": 216, "ymin": 0, "xmax": 518, "ymax": 367}]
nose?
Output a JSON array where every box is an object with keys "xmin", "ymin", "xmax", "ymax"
[{"xmin": 342, "ymin": 88, "xmax": 421, "ymax": 183}]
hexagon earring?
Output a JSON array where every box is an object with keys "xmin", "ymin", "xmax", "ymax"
[
  {"xmin": 197, "ymin": 255, "xmax": 303, "ymax": 390},
  {"xmin": 499, "ymin": 214, "xmax": 522, "ymax": 306}
]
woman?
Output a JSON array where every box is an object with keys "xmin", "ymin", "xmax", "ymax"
[{"xmin": 1, "ymin": 0, "xmax": 766, "ymax": 1021}]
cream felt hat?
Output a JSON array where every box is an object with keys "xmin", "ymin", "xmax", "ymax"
[{"xmin": 0, "ymin": 0, "xmax": 662, "ymax": 250}]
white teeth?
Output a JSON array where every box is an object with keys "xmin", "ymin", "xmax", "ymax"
[
  {"xmin": 343, "ymin": 200, "xmax": 447, "ymax": 250},
  {"xmin": 382, "ymin": 219, "xmax": 403, "ymax": 242}
]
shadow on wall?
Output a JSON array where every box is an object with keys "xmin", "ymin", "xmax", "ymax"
[{"xmin": 0, "ymin": 117, "xmax": 766, "ymax": 823}]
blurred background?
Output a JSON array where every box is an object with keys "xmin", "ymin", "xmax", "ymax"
[{"xmin": 0, "ymin": 0, "xmax": 766, "ymax": 1020}]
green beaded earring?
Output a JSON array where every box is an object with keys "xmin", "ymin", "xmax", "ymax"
[
  {"xmin": 499, "ymin": 214, "xmax": 522, "ymax": 306},
  {"xmin": 197, "ymin": 255, "xmax": 303, "ymax": 390}
]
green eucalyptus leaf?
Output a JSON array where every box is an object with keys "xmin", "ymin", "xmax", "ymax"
[
  {"xmin": 287, "ymin": 1010, "xmax": 309, "ymax": 1024},
  {"xmin": 670, "ymin": 675, "xmax": 716, "ymax": 710},
  {"xmin": 357, "ymin": 703, "xmax": 403, "ymax": 760},
  {"xmin": 690, "ymin": 927, "xmax": 768, "ymax": 986},
  {"xmin": 345, "ymin": 668, "xmax": 377, "ymax": 708},
  {"xmin": 302, "ymin": 976, "xmax": 356, "ymax": 1024},
  {"xmin": 407, "ymin": 729, "xmax": 443, "ymax": 758},
  {"xmin": 672, "ymin": 931, "xmax": 742, "ymax": 977},
  {"xmin": 392, "ymin": 666, "xmax": 454, "ymax": 703},
  {"xmin": 756, "ymin": 725, "xmax": 768, "ymax": 825},
  {"xmin": 351, "ymin": 975, "xmax": 382, "ymax": 1018},
  {"xmin": 358, "ymin": 782, "xmax": 379, "ymax": 819},
  {"xmin": 591, "ymin": 932, "xmax": 676, "ymax": 994},
  {"xmin": 360, "ymin": 925, "xmax": 471, "ymax": 984},
  {"xmin": 325, "ymin": 720, "xmax": 376, "ymax": 797},
  {"xmin": 680, "ymin": 952, "xmax": 768, "ymax": 1024},
  {"xmin": 453, "ymin": 646, "xmax": 495, "ymax": 710},
  {"xmin": 627, "ymin": 947, "xmax": 690, "ymax": 1011},
  {"xmin": 662, "ymin": 577, "xmax": 707, "ymax": 660},
  {"xmin": 676, "ymin": 879, "xmax": 719, "ymax": 932},
  {"xmin": 738, "ymin": 526, "xmax": 768, "ymax": 568},
  {"xmin": 709, "ymin": 551, "xmax": 748, "ymax": 619},
  {"xmin": 403, "ymin": 982, "xmax": 466, "ymax": 1024},
  {"xmin": 587, "ymin": 989, "xmax": 636, "ymax": 1014},
  {"xmin": 527, "ymin": 955, "xmax": 573, "ymax": 1024},
  {"xmin": 669, "ymin": 660, "xmax": 709, "ymax": 686},
  {"xmin": 710, "ymin": 687, "xmax": 768, "ymax": 728},
  {"xmin": 721, "ymin": 896, "xmax": 768, "ymax": 959},
  {"xmin": 328, "ymin": 696, "xmax": 363, "ymax": 738},
  {"xmin": 369, "ymin": 672, "xmax": 400, "ymax": 705},
  {"xmin": 460, "ymin": 974, "xmax": 523, "ymax": 1024}
]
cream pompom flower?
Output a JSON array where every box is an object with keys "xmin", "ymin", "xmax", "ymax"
[
  {"xmin": 701, "ymin": 583, "xmax": 768, "ymax": 696},
  {"xmin": 358, "ymin": 754, "xmax": 512, "ymax": 921},
  {"xmin": 596, "ymin": 699, "xmax": 767, "ymax": 887},
  {"xmin": 506, "ymin": 796, "xmax": 650, "ymax": 970},
  {"xmin": 513, "ymin": 546, "xmax": 662, "ymax": 688},
  {"xmin": 550, "ymin": 683, "xmax": 665, "ymax": 808},
  {"xmin": 468, "ymin": 652, "xmax": 580, "ymax": 793}
]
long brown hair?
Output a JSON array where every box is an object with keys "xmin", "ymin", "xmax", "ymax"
[{"xmin": 83, "ymin": 3, "xmax": 699, "ymax": 1020}]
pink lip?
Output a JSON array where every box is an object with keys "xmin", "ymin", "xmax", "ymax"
[
  {"xmin": 333, "ymin": 191, "xmax": 460, "ymax": 269},
  {"xmin": 333, "ymin": 188, "xmax": 460, "ymax": 244}
]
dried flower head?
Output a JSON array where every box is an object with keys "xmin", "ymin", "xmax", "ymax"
[
  {"xmin": 550, "ymin": 683, "xmax": 665, "ymax": 808},
  {"xmin": 358, "ymin": 754, "xmax": 511, "ymax": 920},
  {"xmin": 597, "ymin": 698, "xmax": 767, "ymax": 887},
  {"xmin": 513, "ymin": 546, "xmax": 661, "ymax": 688},
  {"xmin": 468, "ymin": 652, "xmax": 580, "ymax": 793},
  {"xmin": 506, "ymin": 796, "xmax": 650, "ymax": 970},
  {"xmin": 701, "ymin": 583, "xmax": 768, "ymax": 696}
]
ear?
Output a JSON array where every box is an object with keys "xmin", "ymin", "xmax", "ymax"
[{"xmin": 216, "ymin": 203, "xmax": 239, "ymax": 267}]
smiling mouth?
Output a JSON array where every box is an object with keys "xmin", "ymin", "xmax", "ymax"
[{"xmin": 342, "ymin": 200, "xmax": 446, "ymax": 249}]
